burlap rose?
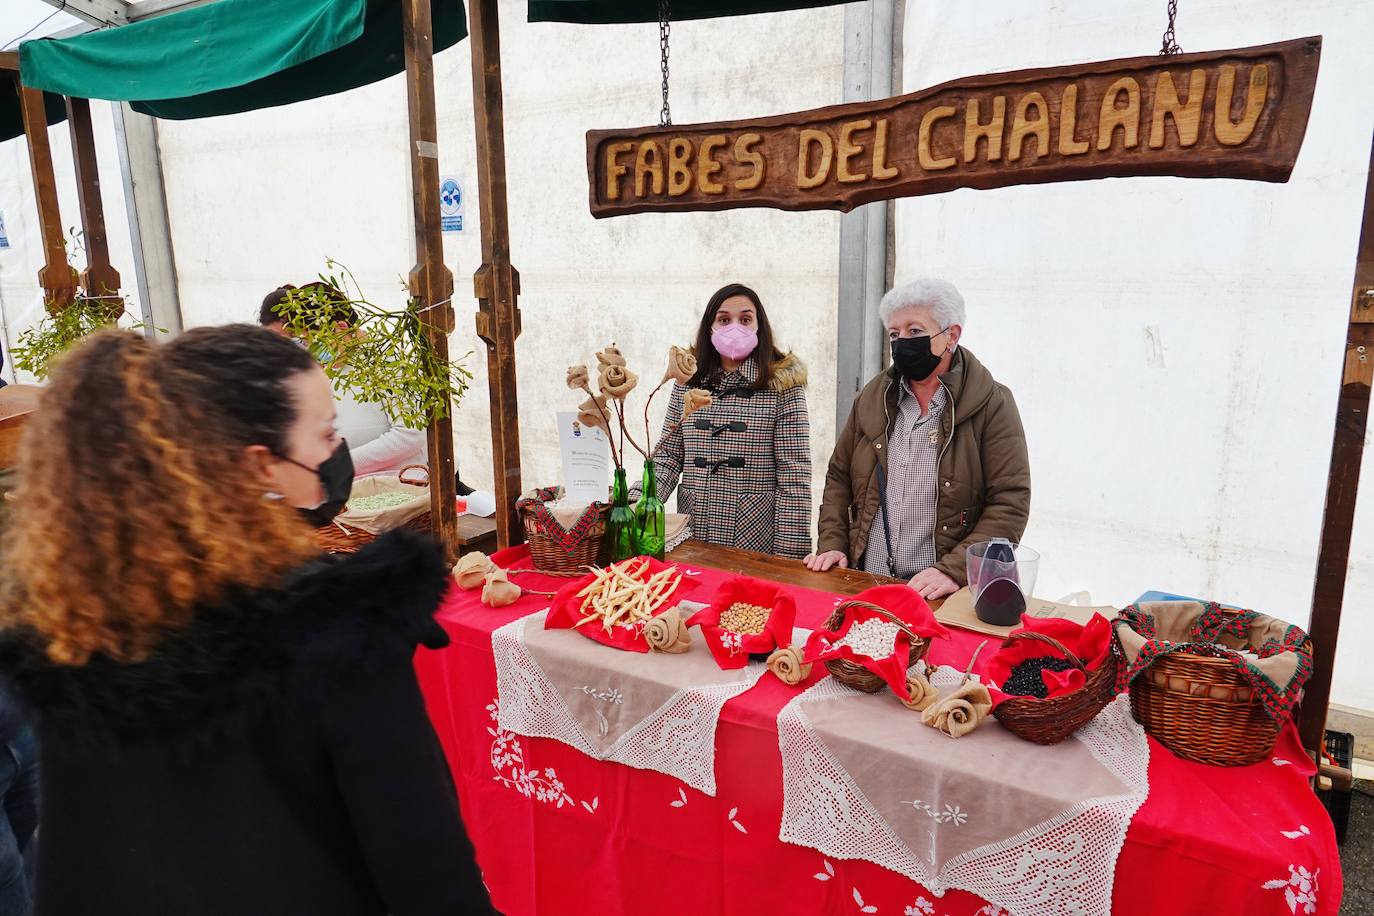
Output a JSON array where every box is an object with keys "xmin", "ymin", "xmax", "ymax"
[
  {"xmin": 577, "ymin": 394, "xmax": 611, "ymax": 434},
  {"xmin": 454, "ymin": 551, "xmax": 494, "ymax": 590},
  {"xmin": 920, "ymin": 680, "xmax": 993, "ymax": 738},
  {"xmin": 682, "ymin": 389, "xmax": 713, "ymax": 421},
  {"xmin": 481, "ymin": 568, "xmax": 522, "ymax": 608},
  {"xmin": 595, "ymin": 345, "xmax": 627, "ymax": 369},
  {"xmin": 662, "ymin": 345, "xmax": 697, "ymax": 385},
  {"xmin": 767, "ymin": 646, "xmax": 813, "ymax": 686},
  {"xmin": 566, "ymin": 364, "xmax": 590, "ymax": 390},
  {"xmin": 645, "ymin": 609, "xmax": 692, "ymax": 654},
  {"xmin": 902, "ymin": 672, "xmax": 940, "ymax": 712},
  {"xmin": 599, "ymin": 364, "xmax": 639, "ymax": 399}
]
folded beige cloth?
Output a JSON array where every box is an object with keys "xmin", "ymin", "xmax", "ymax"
[
  {"xmin": 482, "ymin": 568, "xmax": 522, "ymax": 607},
  {"xmin": 921, "ymin": 679, "xmax": 993, "ymax": 738},
  {"xmin": 902, "ymin": 672, "xmax": 940, "ymax": 712},
  {"xmin": 646, "ymin": 609, "xmax": 692, "ymax": 653},
  {"xmin": 454, "ymin": 551, "xmax": 494, "ymax": 590},
  {"xmin": 767, "ymin": 646, "xmax": 812, "ymax": 686}
]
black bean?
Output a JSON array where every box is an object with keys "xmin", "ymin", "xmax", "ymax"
[{"xmin": 1002, "ymin": 656, "xmax": 1074, "ymax": 699}]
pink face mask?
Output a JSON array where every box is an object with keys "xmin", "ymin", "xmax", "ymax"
[{"xmin": 711, "ymin": 324, "xmax": 758, "ymax": 361}]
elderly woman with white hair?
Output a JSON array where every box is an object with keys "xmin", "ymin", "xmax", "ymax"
[{"xmin": 804, "ymin": 278, "xmax": 1030, "ymax": 600}]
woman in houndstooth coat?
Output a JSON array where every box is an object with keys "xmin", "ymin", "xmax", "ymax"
[{"xmin": 646, "ymin": 284, "xmax": 812, "ymax": 559}]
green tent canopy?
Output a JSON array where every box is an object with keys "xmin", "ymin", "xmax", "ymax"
[
  {"xmin": 528, "ymin": 0, "xmax": 848, "ymax": 24},
  {"xmin": 17, "ymin": 0, "xmax": 467, "ymax": 122}
]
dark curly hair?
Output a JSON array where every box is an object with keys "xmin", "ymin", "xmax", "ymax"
[{"xmin": 0, "ymin": 325, "xmax": 322, "ymax": 665}]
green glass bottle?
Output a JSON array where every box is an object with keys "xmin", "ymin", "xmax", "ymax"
[
  {"xmin": 605, "ymin": 467, "xmax": 638, "ymax": 562},
  {"xmin": 634, "ymin": 459, "xmax": 666, "ymax": 560}
]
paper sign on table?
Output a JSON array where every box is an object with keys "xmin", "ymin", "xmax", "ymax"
[
  {"xmin": 935, "ymin": 587, "xmax": 1116, "ymax": 638},
  {"xmin": 557, "ymin": 410, "xmax": 610, "ymax": 505}
]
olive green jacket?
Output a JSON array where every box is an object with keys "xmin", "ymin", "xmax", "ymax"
[{"xmin": 817, "ymin": 348, "xmax": 1031, "ymax": 584}]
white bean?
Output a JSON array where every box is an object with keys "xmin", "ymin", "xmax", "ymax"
[{"xmin": 834, "ymin": 619, "xmax": 901, "ymax": 659}]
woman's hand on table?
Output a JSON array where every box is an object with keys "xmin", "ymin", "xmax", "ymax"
[
  {"xmin": 803, "ymin": 550, "xmax": 849, "ymax": 572},
  {"xmin": 908, "ymin": 568, "xmax": 959, "ymax": 601}
]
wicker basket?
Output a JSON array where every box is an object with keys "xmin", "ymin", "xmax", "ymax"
[
  {"xmin": 518, "ymin": 497, "xmax": 608, "ymax": 575},
  {"xmin": 315, "ymin": 465, "xmax": 431, "ymax": 554},
  {"xmin": 1119, "ymin": 609, "xmax": 1312, "ymax": 767},
  {"xmin": 822, "ymin": 599, "xmax": 932, "ymax": 693},
  {"xmin": 991, "ymin": 631, "xmax": 1121, "ymax": 745}
]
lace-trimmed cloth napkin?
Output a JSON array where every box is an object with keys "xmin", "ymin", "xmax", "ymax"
[
  {"xmin": 1115, "ymin": 601, "xmax": 1312, "ymax": 720},
  {"xmin": 778, "ymin": 667, "xmax": 1149, "ymax": 916},
  {"xmin": 492, "ymin": 603, "xmax": 770, "ymax": 796}
]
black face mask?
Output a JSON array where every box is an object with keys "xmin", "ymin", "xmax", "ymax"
[
  {"xmin": 279, "ymin": 440, "xmax": 354, "ymax": 527},
  {"xmin": 890, "ymin": 333, "xmax": 948, "ymax": 382}
]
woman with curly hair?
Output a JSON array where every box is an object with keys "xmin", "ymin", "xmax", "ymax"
[{"xmin": 0, "ymin": 326, "xmax": 494, "ymax": 916}]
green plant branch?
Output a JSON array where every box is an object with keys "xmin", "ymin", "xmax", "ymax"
[{"xmin": 276, "ymin": 260, "xmax": 472, "ymax": 429}]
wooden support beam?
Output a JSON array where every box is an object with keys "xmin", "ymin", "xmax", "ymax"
[
  {"xmin": 66, "ymin": 97, "xmax": 122, "ymax": 312},
  {"xmin": 468, "ymin": 0, "xmax": 525, "ymax": 550},
  {"xmin": 0, "ymin": 53, "xmax": 19, "ymax": 73},
  {"xmin": 17, "ymin": 78, "xmax": 74, "ymax": 310},
  {"xmin": 1301, "ymin": 130, "xmax": 1374, "ymax": 756},
  {"xmin": 401, "ymin": 0, "xmax": 460, "ymax": 562},
  {"xmin": 37, "ymin": 0, "xmax": 130, "ymax": 28}
]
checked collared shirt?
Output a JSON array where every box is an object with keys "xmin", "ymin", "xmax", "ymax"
[{"xmin": 863, "ymin": 381, "xmax": 945, "ymax": 579}]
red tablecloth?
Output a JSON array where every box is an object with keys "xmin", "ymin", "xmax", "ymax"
[{"xmin": 415, "ymin": 548, "xmax": 1342, "ymax": 916}]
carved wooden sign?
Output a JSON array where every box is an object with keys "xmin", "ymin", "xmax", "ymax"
[{"xmin": 586, "ymin": 37, "xmax": 1321, "ymax": 218}]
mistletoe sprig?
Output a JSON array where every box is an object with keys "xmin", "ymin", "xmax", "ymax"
[
  {"xmin": 9, "ymin": 227, "xmax": 153, "ymax": 381},
  {"xmin": 566, "ymin": 344, "xmax": 713, "ymax": 471},
  {"xmin": 275, "ymin": 259, "xmax": 472, "ymax": 429},
  {"xmin": 10, "ymin": 295, "xmax": 145, "ymax": 381}
]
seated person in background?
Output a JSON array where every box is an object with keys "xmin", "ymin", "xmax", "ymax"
[
  {"xmin": 805, "ymin": 277, "xmax": 1030, "ymax": 601},
  {"xmin": 259, "ymin": 284, "xmax": 428, "ymax": 480}
]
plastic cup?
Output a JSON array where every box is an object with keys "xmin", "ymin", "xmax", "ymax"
[{"xmin": 967, "ymin": 539, "xmax": 1040, "ymax": 626}]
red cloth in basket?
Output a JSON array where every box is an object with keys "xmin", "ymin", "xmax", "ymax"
[
  {"xmin": 544, "ymin": 557, "xmax": 697, "ymax": 652},
  {"xmin": 801, "ymin": 584, "xmax": 949, "ymax": 699},
  {"xmin": 984, "ymin": 613, "xmax": 1114, "ymax": 706},
  {"xmin": 685, "ymin": 576, "xmax": 799, "ymax": 670}
]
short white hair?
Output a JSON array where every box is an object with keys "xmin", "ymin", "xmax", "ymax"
[{"xmin": 879, "ymin": 278, "xmax": 966, "ymax": 331}]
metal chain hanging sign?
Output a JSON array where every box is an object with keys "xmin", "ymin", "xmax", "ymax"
[
  {"xmin": 657, "ymin": 0, "xmax": 672, "ymax": 126},
  {"xmin": 586, "ymin": 36, "xmax": 1320, "ymax": 218},
  {"xmin": 1160, "ymin": 0, "xmax": 1182, "ymax": 56}
]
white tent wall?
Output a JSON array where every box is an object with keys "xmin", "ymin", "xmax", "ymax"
[
  {"xmin": 0, "ymin": 102, "xmax": 142, "ymax": 383},
  {"xmin": 154, "ymin": 1, "xmax": 846, "ymax": 524},
  {"xmin": 896, "ymin": 0, "xmax": 1374, "ymax": 712},
  {"xmin": 0, "ymin": 3, "xmax": 141, "ymax": 383}
]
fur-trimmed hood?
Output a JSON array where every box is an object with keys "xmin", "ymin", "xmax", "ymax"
[
  {"xmin": 686, "ymin": 347, "xmax": 808, "ymax": 392},
  {"xmin": 767, "ymin": 352, "xmax": 807, "ymax": 392},
  {"xmin": 0, "ymin": 529, "xmax": 452, "ymax": 756}
]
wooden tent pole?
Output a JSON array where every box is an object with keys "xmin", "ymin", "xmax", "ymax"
[
  {"xmin": 66, "ymin": 97, "xmax": 123, "ymax": 311},
  {"xmin": 468, "ymin": 0, "xmax": 524, "ymax": 549},
  {"xmin": 1300, "ymin": 130, "xmax": 1374, "ymax": 756},
  {"xmin": 401, "ymin": 0, "xmax": 460, "ymax": 562},
  {"xmin": 16, "ymin": 78, "xmax": 75, "ymax": 309}
]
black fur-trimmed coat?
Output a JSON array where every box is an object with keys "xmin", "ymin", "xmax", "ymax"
[{"xmin": 0, "ymin": 531, "xmax": 494, "ymax": 916}]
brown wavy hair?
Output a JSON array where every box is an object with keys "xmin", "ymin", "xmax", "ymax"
[{"xmin": 0, "ymin": 326, "xmax": 323, "ymax": 665}]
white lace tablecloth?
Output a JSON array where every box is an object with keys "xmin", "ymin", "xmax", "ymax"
[
  {"xmin": 778, "ymin": 667, "xmax": 1150, "ymax": 916},
  {"xmin": 492, "ymin": 605, "xmax": 769, "ymax": 796}
]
